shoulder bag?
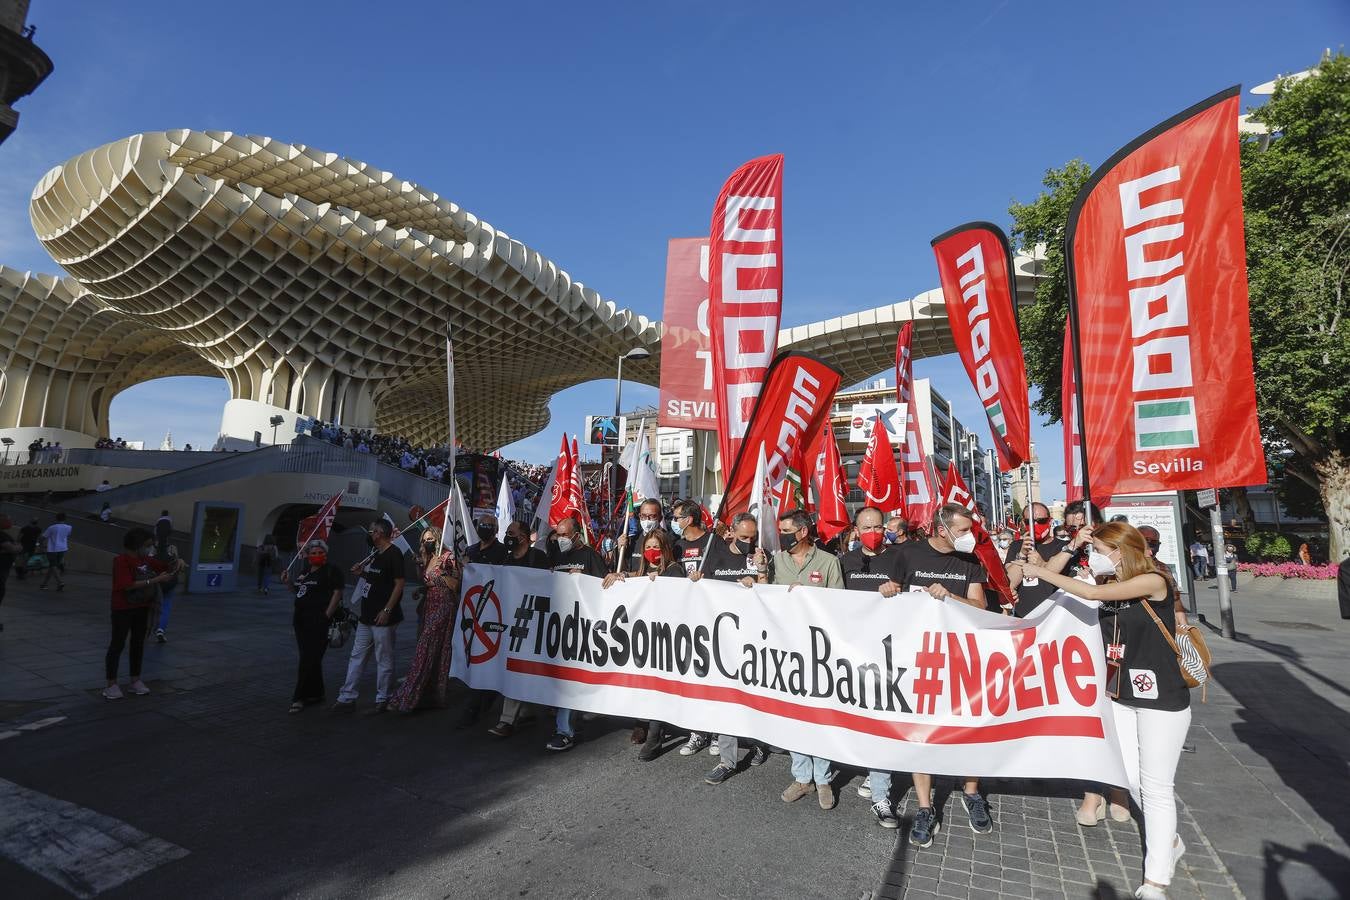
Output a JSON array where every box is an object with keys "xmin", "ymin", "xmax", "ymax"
[{"xmin": 1140, "ymin": 599, "xmax": 1212, "ymax": 700}]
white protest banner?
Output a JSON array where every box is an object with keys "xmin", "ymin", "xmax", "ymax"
[{"xmin": 451, "ymin": 565, "xmax": 1127, "ymax": 783}]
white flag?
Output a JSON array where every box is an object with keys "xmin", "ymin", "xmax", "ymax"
[
  {"xmin": 620, "ymin": 419, "xmax": 660, "ymax": 512},
  {"xmin": 750, "ymin": 445, "xmax": 780, "ymax": 554},
  {"xmin": 496, "ymin": 472, "xmax": 515, "ymax": 542}
]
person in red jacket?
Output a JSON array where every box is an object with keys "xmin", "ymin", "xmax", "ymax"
[{"xmin": 105, "ymin": 528, "xmax": 182, "ymax": 700}]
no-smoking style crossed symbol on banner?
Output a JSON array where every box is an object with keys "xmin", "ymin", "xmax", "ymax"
[{"xmin": 460, "ymin": 579, "xmax": 507, "ymax": 664}]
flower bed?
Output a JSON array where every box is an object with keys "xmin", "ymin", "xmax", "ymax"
[{"xmin": 1237, "ymin": 562, "xmax": 1338, "ymax": 580}]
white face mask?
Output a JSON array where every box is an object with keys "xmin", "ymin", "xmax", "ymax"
[
  {"xmin": 639, "ymin": 519, "xmax": 659, "ymax": 535},
  {"xmin": 848, "ymin": 539, "xmax": 861, "ymax": 552},
  {"xmin": 995, "ymin": 539, "xmax": 1011, "ymax": 550},
  {"xmin": 1088, "ymin": 549, "xmax": 1118, "ymax": 577},
  {"xmin": 555, "ymin": 536, "xmax": 574, "ymax": 554},
  {"xmin": 950, "ymin": 531, "xmax": 977, "ymax": 554}
]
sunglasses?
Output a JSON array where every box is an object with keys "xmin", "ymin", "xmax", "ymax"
[{"xmin": 1033, "ymin": 516, "xmax": 1052, "ymax": 525}]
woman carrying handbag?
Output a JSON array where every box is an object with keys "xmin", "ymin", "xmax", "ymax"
[{"xmin": 1024, "ymin": 522, "xmax": 1191, "ymax": 900}]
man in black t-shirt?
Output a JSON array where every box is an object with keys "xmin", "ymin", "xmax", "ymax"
[
  {"xmin": 1004, "ymin": 502, "xmax": 1069, "ymax": 617},
  {"xmin": 467, "ymin": 514, "xmax": 509, "ymax": 566},
  {"xmin": 332, "ymin": 519, "xmax": 407, "ymax": 714},
  {"xmin": 671, "ymin": 500, "xmax": 715, "ymax": 575},
  {"xmin": 891, "ymin": 503, "xmax": 993, "ymax": 848},
  {"xmin": 544, "ymin": 517, "xmax": 607, "ymax": 753},
  {"xmin": 695, "ymin": 512, "xmax": 770, "ymax": 780}
]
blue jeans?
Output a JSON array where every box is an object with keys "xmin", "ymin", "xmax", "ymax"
[
  {"xmin": 789, "ymin": 752, "xmax": 831, "ymax": 785},
  {"xmin": 556, "ymin": 708, "xmax": 574, "ymax": 737},
  {"xmin": 157, "ymin": 586, "xmax": 175, "ymax": 632},
  {"xmin": 868, "ymin": 770, "xmax": 891, "ymax": 801}
]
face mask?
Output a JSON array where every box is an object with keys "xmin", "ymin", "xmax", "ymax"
[
  {"xmin": 884, "ymin": 530, "xmax": 898, "ymax": 543},
  {"xmin": 848, "ymin": 539, "xmax": 861, "ymax": 552},
  {"xmin": 639, "ymin": 519, "xmax": 659, "ymax": 535},
  {"xmin": 555, "ymin": 536, "xmax": 574, "ymax": 554},
  {"xmin": 779, "ymin": 530, "xmax": 799, "ymax": 547},
  {"xmin": 1055, "ymin": 532, "xmax": 1070, "ymax": 541},
  {"xmin": 861, "ymin": 531, "xmax": 885, "ymax": 552},
  {"xmin": 476, "ymin": 522, "xmax": 495, "ymax": 538},
  {"xmin": 141, "ymin": 545, "xmax": 154, "ymax": 557},
  {"xmin": 1146, "ymin": 541, "xmax": 1161, "ymax": 556},
  {"xmin": 948, "ymin": 530, "xmax": 977, "ymax": 554},
  {"xmin": 307, "ymin": 553, "xmax": 327, "ymax": 566},
  {"xmin": 1032, "ymin": 522, "xmax": 1052, "ymax": 541},
  {"xmin": 1088, "ymin": 549, "xmax": 1118, "ymax": 577},
  {"xmin": 734, "ymin": 539, "xmax": 755, "ymax": 555},
  {"xmin": 995, "ymin": 539, "xmax": 1011, "ymax": 550},
  {"xmin": 504, "ymin": 535, "xmax": 520, "ymax": 552},
  {"xmin": 642, "ymin": 547, "xmax": 663, "ymax": 566}
]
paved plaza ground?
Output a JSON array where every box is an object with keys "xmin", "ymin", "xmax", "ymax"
[{"xmin": 0, "ymin": 566, "xmax": 1346, "ymax": 899}]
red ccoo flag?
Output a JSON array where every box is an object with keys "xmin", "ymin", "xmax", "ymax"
[
  {"xmin": 805, "ymin": 423, "xmax": 849, "ymax": 544},
  {"xmin": 937, "ymin": 465, "xmax": 1015, "ymax": 612},
  {"xmin": 857, "ymin": 411, "xmax": 903, "ymax": 513},
  {"xmin": 707, "ymin": 154, "xmax": 785, "ymax": 482}
]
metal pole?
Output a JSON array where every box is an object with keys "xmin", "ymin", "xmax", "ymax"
[{"xmin": 1211, "ymin": 503, "xmax": 1236, "ymax": 638}]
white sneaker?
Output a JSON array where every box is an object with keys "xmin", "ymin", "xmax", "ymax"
[
  {"xmin": 679, "ymin": 733, "xmax": 709, "ymax": 756},
  {"xmin": 1134, "ymin": 885, "xmax": 1167, "ymax": 899},
  {"xmin": 857, "ymin": 782, "xmax": 873, "ymax": 799},
  {"xmin": 102, "ymin": 684, "xmax": 124, "ymax": 700},
  {"xmin": 129, "ymin": 681, "xmax": 151, "ymax": 695}
]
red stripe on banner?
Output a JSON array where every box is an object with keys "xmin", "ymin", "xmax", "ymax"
[{"xmin": 507, "ymin": 659, "xmax": 1103, "ymax": 745}]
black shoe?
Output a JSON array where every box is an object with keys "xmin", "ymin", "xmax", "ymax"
[
  {"xmin": 638, "ymin": 726, "xmax": 664, "ymax": 761},
  {"xmin": 747, "ymin": 744, "xmax": 769, "ymax": 766},
  {"xmin": 363, "ymin": 701, "xmax": 389, "ymax": 716},
  {"xmin": 545, "ymin": 732, "xmax": 575, "ymax": 752},
  {"xmin": 329, "ymin": 700, "xmax": 356, "ymax": 715},
  {"xmin": 705, "ymin": 763, "xmax": 736, "ymax": 785},
  {"xmin": 910, "ymin": 807, "xmax": 939, "ymax": 847},
  {"xmin": 963, "ymin": 791, "xmax": 993, "ymax": 833}
]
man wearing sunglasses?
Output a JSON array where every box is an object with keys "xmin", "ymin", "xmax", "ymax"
[{"xmin": 1004, "ymin": 502, "xmax": 1069, "ymax": 618}]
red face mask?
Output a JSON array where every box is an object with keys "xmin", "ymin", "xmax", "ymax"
[
  {"xmin": 1033, "ymin": 522, "xmax": 1052, "ymax": 541},
  {"xmin": 860, "ymin": 531, "xmax": 885, "ymax": 552},
  {"xmin": 307, "ymin": 553, "xmax": 327, "ymax": 566},
  {"xmin": 642, "ymin": 547, "xmax": 663, "ymax": 566}
]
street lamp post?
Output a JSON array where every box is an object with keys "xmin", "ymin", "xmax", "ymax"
[{"xmin": 612, "ymin": 347, "xmax": 651, "ymax": 538}]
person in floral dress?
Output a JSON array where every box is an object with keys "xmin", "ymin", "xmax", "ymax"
[{"xmin": 391, "ymin": 528, "xmax": 460, "ymax": 711}]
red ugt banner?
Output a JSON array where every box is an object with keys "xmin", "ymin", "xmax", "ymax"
[
  {"xmin": 657, "ymin": 238, "xmax": 717, "ymax": 430},
  {"xmin": 931, "ymin": 222, "xmax": 1031, "ymax": 471},
  {"xmin": 1066, "ymin": 86, "xmax": 1265, "ymax": 496},
  {"xmin": 719, "ymin": 351, "xmax": 842, "ymax": 524},
  {"xmin": 707, "ymin": 155, "xmax": 785, "ymax": 479}
]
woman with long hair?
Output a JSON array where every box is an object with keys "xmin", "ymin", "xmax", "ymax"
[
  {"xmin": 282, "ymin": 538, "xmax": 344, "ymax": 713},
  {"xmin": 105, "ymin": 528, "xmax": 182, "ymax": 699},
  {"xmin": 602, "ymin": 528, "xmax": 685, "ymax": 760},
  {"xmin": 390, "ymin": 527, "xmax": 460, "ymax": 712},
  {"xmin": 1024, "ymin": 522, "xmax": 1190, "ymax": 900}
]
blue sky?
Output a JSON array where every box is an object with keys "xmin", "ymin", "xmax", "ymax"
[{"xmin": 1, "ymin": 1, "xmax": 1342, "ymax": 495}]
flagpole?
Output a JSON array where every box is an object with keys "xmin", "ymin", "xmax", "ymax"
[
  {"xmin": 284, "ymin": 493, "xmax": 342, "ymax": 574},
  {"xmin": 1065, "ymin": 268, "xmax": 1094, "ymax": 526}
]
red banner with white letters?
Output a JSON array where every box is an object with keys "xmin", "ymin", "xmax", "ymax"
[
  {"xmin": 858, "ymin": 411, "xmax": 903, "ymax": 513},
  {"xmin": 708, "ymin": 155, "xmax": 785, "ymax": 480},
  {"xmin": 931, "ymin": 223, "xmax": 1031, "ymax": 471},
  {"xmin": 805, "ymin": 422, "xmax": 850, "ymax": 544},
  {"xmin": 895, "ymin": 324, "xmax": 937, "ymax": 528},
  {"xmin": 937, "ymin": 466, "xmax": 1014, "ymax": 611},
  {"xmin": 1066, "ymin": 86, "xmax": 1264, "ymax": 496},
  {"xmin": 718, "ymin": 351, "xmax": 842, "ymax": 524},
  {"xmin": 657, "ymin": 238, "xmax": 717, "ymax": 429}
]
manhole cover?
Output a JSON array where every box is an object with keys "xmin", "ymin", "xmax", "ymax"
[{"xmin": 1259, "ymin": 620, "xmax": 1333, "ymax": 631}]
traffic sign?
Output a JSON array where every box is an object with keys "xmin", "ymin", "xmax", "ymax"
[{"xmin": 1197, "ymin": 488, "xmax": 1217, "ymax": 509}]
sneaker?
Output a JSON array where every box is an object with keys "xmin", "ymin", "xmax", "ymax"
[
  {"xmin": 709, "ymin": 737, "xmax": 720, "ymax": 756},
  {"xmin": 128, "ymin": 680, "xmax": 151, "ymax": 696},
  {"xmin": 817, "ymin": 783, "xmax": 836, "ymax": 810},
  {"xmin": 705, "ymin": 764, "xmax": 736, "ymax": 785},
  {"xmin": 748, "ymin": 744, "xmax": 769, "ymax": 767},
  {"xmin": 963, "ymin": 791, "xmax": 993, "ymax": 834},
  {"xmin": 363, "ymin": 701, "xmax": 389, "ymax": 716},
  {"xmin": 872, "ymin": 800, "xmax": 900, "ymax": 829},
  {"xmin": 857, "ymin": 782, "xmax": 873, "ymax": 799},
  {"xmin": 329, "ymin": 700, "xmax": 356, "ymax": 714},
  {"xmin": 781, "ymin": 781, "xmax": 815, "ymax": 803},
  {"xmin": 487, "ymin": 721, "xmax": 514, "ymax": 738},
  {"xmin": 909, "ymin": 807, "xmax": 939, "ymax": 848},
  {"xmin": 545, "ymin": 732, "xmax": 575, "ymax": 752},
  {"xmin": 679, "ymin": 733, "xmax": 709, "ymax": 756},
  {"xmin": 288, "ymin": 702, "xmax": 304, "ymax": 714},
  {"xmin": 1134, "ymin": 885, "xmax": 1166, "ymax": 900},
  {"xmin": 155, "ymin": 629, "xmax": 166, "ymax": 644},
  {"xmin": 101, "ymin": 684, "xmax": 124, "ymax": 700}
]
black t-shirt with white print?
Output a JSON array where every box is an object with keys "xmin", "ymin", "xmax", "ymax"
[
  {"xmin": 292, "ymin": 562, "xmax": 345, "ymax": 617},
  {"xmin": 701, "ymin": 538, "xmax": 760, "ymax": 583},
  {"xmin": 674, "ymin": 532, "xmax": 716, "ymax": 576},
  {"xmin": 1099, "ymin": 587, "xmax": 1190, "ymax": 712},
  {"xmin": 1005, "ymin": 536, "xmax": 1070, "ymax": 617},
  {"xmin": 840, "ymin": 545, "xmax": 905, "ymax": 592},
  {"xmin": 359, "ymin": 545, "xmax": 407, "ymax": 626},
  {"xmin": 891, "ymin": 539, "xmax": 987, "ymax": 600}
]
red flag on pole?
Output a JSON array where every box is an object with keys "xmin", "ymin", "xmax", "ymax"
[
  {"xmin": 1066, "ymin": 86, "xmax": 1265, "ymax": 499},
  {"xmin": 568, "ymin": 436, "xmax": 590, "ymax": 543},
  {"xmin": 937, "ymin": 465, "xmax": 1015, "ymax": 611},
  {"xmin": 895, "ymin": 323, "xmax": 937, "ymax": 528},
  {"xmin": 931, "ymin": 222, "xmax": 1032, "ymax": 471},
  {"xmin": 857, "ymin": 412, "xmax": 903, "ymax": 512},
  {"xmin": 295, "ymin": 491, "xmax": 343, "ymax": 549},
  {"xmin": 717, "ymin": 351, "xmax": 842, "ymax": 524},
  {"xmin": 707, "ymin": 154, "xmax": 785, "ymax": 481},
  {"xmin": 805, "ymin": 423, "xmax": 849, "ymax": 544}
]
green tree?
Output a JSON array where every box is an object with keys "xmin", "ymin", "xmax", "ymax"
[{"xmin": 1008, "ymin": 54, "xmax": 1350, "ymax": 561}]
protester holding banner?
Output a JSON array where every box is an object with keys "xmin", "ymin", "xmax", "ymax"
[
  {"xmin": 282, "ymin": 539, "xmax": 344, "ymax": 714},
  {"xmin": 1023, "ymin": 522, "xmax": 1190, "ymax": 898},
  {"xmin": 1004, "ymin": 502, "xmax": 1069, "ymax": 618},
  {"xmin": 467, "ymin": 515, "xmax": 508, "ymax": 566},
  {"xmin": 487, "ymin": 519, "xmax": 551, "ymax": 738},
  {"xmin": 890, "ymin": 503, "xmax": 993, "ymax": 846},
  {"xmin": 771, "ymin": 510, "xmax": 844, "ymax": 811},
  {"xmin": 545, "ymin": 516, "xmax": 608, "ymax": 752},
  {"xmin": 615, "ymin": 498, "xmax": 665, "ymax": 576},
  {"xmin": 697, "ymin": 513, "xmax": 771, "ymax": 785},
  {"xmin": 332, "ymin": 519, "xmax": 406, "ymax": 715},
  {"xmin": 391, "ymin": 528, "xmax": 460, "ymax": 713},
  {"xmin": 671, "ymin": 501, "xmax": 716, "ymax": 576}
]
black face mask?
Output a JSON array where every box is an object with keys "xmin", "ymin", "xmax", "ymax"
[
  {"xmin": 365, "ymin": 535, "xmax": 375, "ymax": 548},
  {"xmin": 734, "ymin": 539, "xmax": 755, "ymax": 555},
  {"xmin": 476, "ymin": 523, "xmax": 496, "ymax": 539},
  {"xmin": 504, "ymin": 535, "xmax": 521, "ymax": 552}
]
